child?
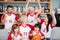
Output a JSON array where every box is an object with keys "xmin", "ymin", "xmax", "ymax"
[
  {"xmin": 29, "ymin": 23, "xmax": 45, "ymax": 40},
  {"xmin": 8, "ymin": 24, "xmax": 22, "ymax": 40},
  {"xmin": 18, "ymin": 15, "xmax": 34, "ymax": 40},
  {"xmin": 25, "ymin": 0, "xmax": 42, "ymax": 26}
]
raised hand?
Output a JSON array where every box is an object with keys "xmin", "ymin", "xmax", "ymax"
[
  {"xmin": 51, "ymin": 10, "xmax": 57, "ymax": 27},
  {"xmin": 51, "ymin": 10, "xmax": 55, "ymax": 16},
  {"xmin": 27, "ymin": 0, "xmax": 31, "ymax": 3},
  {"xmin": 37, "ymin": 0, "xmax": 40, "ymax": 3},
  {"xmin": 37, "ymin": 0, "xmax": 42, "ymax": 13}
]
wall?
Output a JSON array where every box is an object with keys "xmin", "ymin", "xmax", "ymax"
[{"xmin": 52, "ymin": 0, "xmax": 60, "ymax": 11}]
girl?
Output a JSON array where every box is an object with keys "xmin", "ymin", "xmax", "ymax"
[
  {"xmin": 36, "ymin": 11, "xmax": 57, "ymax": 40},
  {"xmin": 8, "ymin": 24, "xmax": 22, "ymax": 40},
  {"xmin": 18, "ymin": 15, "xmax": 34, "ymax": 40},
  {"xmin": 29, "ymin": 23, "xmax": 45, "ymax": 40}
]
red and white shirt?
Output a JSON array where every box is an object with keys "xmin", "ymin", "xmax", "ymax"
[
  {"xmin": 1, "ymin": 13, "xmax": 19, "ymax": 29},
  {"xmin": 8, "ymin": 32, "xmax": 22, "ymax": 40},
  {"xmin": 39, "ymin": 19, "xmax": 54, "ymax": 38},
  {"xmin": 18, "ymin": 24, "xmax": 34, "ymax": 40},
  {"xmin": 26, "ymin": 12, "xmax": 39, "ymax": 26}
]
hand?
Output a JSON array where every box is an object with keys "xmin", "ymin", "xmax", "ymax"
[
  {"xmin": 51, "ymin": 10, "xmax": 55, "ymax": 15},
  {"xmin": 4, "ymin": 13, "xmax": 8, "ymax": 18},
  {"xmin": 37, "ymin": 0, "xmax": 40, "ymax": 3},
  {"xmin": 27, "ymin": 0, "xmax": 31, "ymax": 3}
]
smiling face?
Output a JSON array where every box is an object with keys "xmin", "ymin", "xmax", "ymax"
[
  {"xmin": 34, "ymin": 26, "xmax": 40, "ymax": 31},
  {"xmin": 12, "ymin": 24, "xmax": 19, "ymax": 34},
  {"xmin": 28, "ymin": 7, "xmax": 35, "ymax": 15},
  {"xmin": 6, "ymin": 5, "xmax": 13, "ymax": 14},
  {"xmin": 14, "ymin": 27, "xmax": 19, "ymax": 33},
  {"xmin": 44, "ymin": 15, "xmax": 48, "ymax": 23},
  {"xmin": 7, "ymin": 7, "xmax": 13, "ymax": 13}
]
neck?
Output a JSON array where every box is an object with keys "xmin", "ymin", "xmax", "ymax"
[
  {"xmin": 7, "ymin": 12, "xmax": 11, "ymax": 15},
  {"xmin": 34, "ymin": 30, "xmax": 39, "ymax": 34},
  {"xmin": 22, "ymin": 23, "xmax": 26, "ymax": 27},
  {"xmin": 15, "ymin": 32, "xmax": 18, "ymax": 35},
  {"xmin": 45, "ymin": 21, "xmax": 48, "ymax": 25},
  {"xmin": 36, "ymin": 30, "xmax": 39, "ymax": 32}
]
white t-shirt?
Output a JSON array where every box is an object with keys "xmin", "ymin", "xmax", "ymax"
[
  {"xmin": 4, "ymin": 14, "xmax": 15, "ymax": 29},
  {"xmin": 27, "ymin": 15, "xmax": 38, "ymax": 26},
  {"xmin": 11, "ymin": 33, "xmax": 21, "ymax": 40},
  {"xmin": 19, "ymin": 25, "xmax": 31, "ymax": 40}
]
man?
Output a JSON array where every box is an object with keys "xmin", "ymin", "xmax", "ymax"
[{"xmin": 1, "ymin": 5, "xmax": 19, "ymax": 32}]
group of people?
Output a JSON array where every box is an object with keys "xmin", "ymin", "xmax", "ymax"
[{"xmin": 1, "ymin": 0, "xmax": 57, "ymax": 40}]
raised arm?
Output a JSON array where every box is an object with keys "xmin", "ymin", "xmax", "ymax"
[
  {"xmin": 35, "ymin": 13, "xmax": 42, "ymax": 23},
  {"xmin": 37, "ymin": 0, "xmax": 42, "ymax": 13},
  {"xmin": 51, "ymin": 11, "xmax": 57, "ymax": 26},
  {"xmin": 25, "ymin": 0, "xmax": 31, "ymax": 15}
]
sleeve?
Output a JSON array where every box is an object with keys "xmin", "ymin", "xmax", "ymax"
[
  {"xmin": 27, "ymin": 24, "xmax": 34, "ymax": 30},
  {"xmin": 35, "ymin": 12, "xmax": 38, "ymax": 15},
  {"xmin": 18, "ymin": 24, "xmax": 22, "ymax": 26},
  {"xmin": 8, "ymin": 33, "xmax": 12, "ymax": 40},
  {"xmin": 19, "ymin": 33, "xmax": 22, "ymax": 36},
  {"xmin": 29, "ymin": 30, "xmax": 33, "ymax": 40},
  {"xmin": 1, "ymin": 14, "xmax": 5, "ymax": 21},
  {"xmin": 40, "ymin": 31, "xmax": 45, "ymax": 36},
  {"xmin": 35, "ymin": 11, "xmax": 40, "ymax": 17},
  {"xmin": 39, "ymin": 19, "xmax": 44, "ymax": 24},
  {"xmin": 15, "ymin": 14, "xmax": 19, "ymax": 21},
  {"xmin": 26, "ymin": 12, "xmax": 30, "ymax": 16}
]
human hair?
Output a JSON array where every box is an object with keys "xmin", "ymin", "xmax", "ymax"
[
  {"xmin": 20, "ymin": 15, "xmax": 27, "ymax": 23},
  {"xmin": 46, "ymin": 14, "xmax": 52, "ymax": 32},
  {"xmin": 7, "ymin": 5, "xmax": 13, "ymax": 9},
  {"xmin": 11, "ymin": 24, "xmax": 19, "ymax": 35},
  {"xmin": 34, "ymin": 22, "xmax": 41, "ymax": 30}
]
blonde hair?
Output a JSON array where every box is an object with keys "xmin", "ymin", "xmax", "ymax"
[
  {"xmin": 11, "ymin": 24, "xmax": 19, "ymax": 35},
  {"xmin": 20, "ymin": 15, "xmax": 27, "ymax": 23},
  {"xmin": 28, "ymin": 7, "xmax": 34, "ymax": 10}
]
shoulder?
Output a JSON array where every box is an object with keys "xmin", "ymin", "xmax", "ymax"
[
  {"xmin": 27, "ymin": 24, "xmax": 34, "ymax": 30},
  {"xmin": 26, "ymin": 12, "xmax": 30, "ymax": 16},
  {"xmin": 50, "ymin": 22, "xmax": 55, "ymax": 28},
  {"xmin": 18, "ymin": 24, "xmax": 22, "ymax": 26},
  {"xmin": 39, "ymin": 19, "xmax": 44, "ymax": 24}
]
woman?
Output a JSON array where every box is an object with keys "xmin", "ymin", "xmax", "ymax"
[{"xmin": 36, "ymin": 11, "xmax": 57, "ymax": 40}]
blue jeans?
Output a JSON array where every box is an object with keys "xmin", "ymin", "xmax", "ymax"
[{"xmin": 45, "ymin": 38, "xmax": 50, "ymax": 40}]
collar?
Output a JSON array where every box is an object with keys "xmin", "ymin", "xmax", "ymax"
[{"xmin": 21, "ymin": 24, "xmax": 27, "ymax": 28}]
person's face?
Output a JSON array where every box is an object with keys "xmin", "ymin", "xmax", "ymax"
[
  {"xmin": 7, "ymin": 7, "xmax": 13, "ymax": 13},
  {"xmin": 44, "ymin": 15, "xmax": 48, "ymax": 22},
  {"xmin": 14, "ymin": 27, "xmax": 19, "ymax": 33},
  {"xmin": 34, "ymin": 27, "xmax": 39, "ymax": 31},
  {"xmin": 29, "ymin": 8, "xmax": 35, "ymax": 15}
]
